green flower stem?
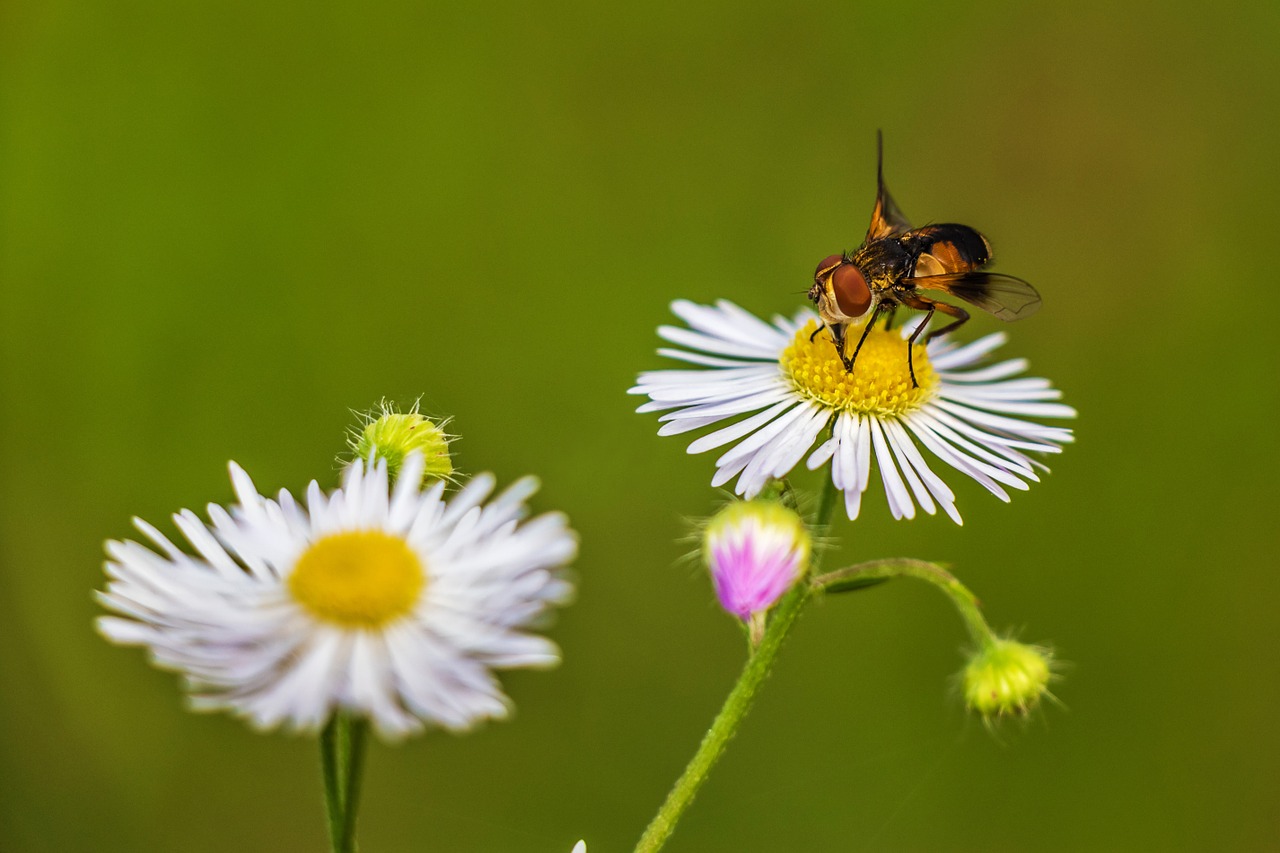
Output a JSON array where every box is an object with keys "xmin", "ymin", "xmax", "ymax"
[
  {"xmin": 633, "ymin": 476, "xmax": 840, "ymax": 853},
  {"xmin": 812, "ymin": 558, "xmax": 997, "ymax": 649},
  {"xmin": 340, "ymin": 716, "xmax": 370, "ymax": 852},
  {"xmin": 633, "ymin": 582, "xmax": 811, "ymax": 853},
  {"xmin": 320, "ymin": 712, "xmax": 370, "ymax": 853},
  {"xmin": 814, "ymin": 469, "xmax": 840, "ymax": 536},
  {"xmin": 320, "ymin": 717, "xmax": 343, "ymax": 849}
]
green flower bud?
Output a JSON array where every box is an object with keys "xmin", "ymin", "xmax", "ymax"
[
  {"xmin": 350, "ymin": 405, "xmax": 452, "ymax": 483},
  {"xmin": 963, "ymin": 638, "xmax": 1054, "ymax": 718}
]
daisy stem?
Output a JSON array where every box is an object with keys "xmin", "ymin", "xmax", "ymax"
[
  {"xmin": 633, "ymin": 582, "xmax": 811, "ymax": 853},
  {"xmin": 320, "ymin": 718, "xmax": 343, "ymax": 849},
  {"xmin": 812, "ymin": 558, "xmax": 997, "ymax": 649},
  {"xmin": 320, "ymin": 712, "xmax": 370, "ymax": 853},
  {"xmin": 632, "ymin": 476, "xmax": 839, "ymax": 853},
  {"xmin": 814, "ymin": 464, "xmax": 841, "ymax": 535},
  {"xmin": 341, "ymin": 715, "xmax": 370, "ymax": 852}
]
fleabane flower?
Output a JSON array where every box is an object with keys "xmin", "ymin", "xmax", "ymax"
[
  {"xmin": 704, "ymin": 499, "xmax": 810, "ymax": 623},
  {"xmin": 96, "ymin": 452, "xmax": 576, "ymax": 739},
  {"xmin": 630, "ymin": 300, "xmax": 1075, "ymax": 524}
]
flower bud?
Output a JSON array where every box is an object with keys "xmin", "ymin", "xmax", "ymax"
[
  {"xmin": 351, "ymin": 406, "xmax": 452, "ymax": 483},
  {"xmin": 962, "ymin": 638, "xmax": 1053, "ymax": 718},
  {"xmin": 703, "ymin": 499, "xmax": 810, "ymax": 623}
]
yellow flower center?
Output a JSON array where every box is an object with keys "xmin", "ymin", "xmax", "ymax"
[
  {"xmin": 781, "ymin": 320, "xmax": 937, "ymax": 416},
  {"xmin": 288, "ymin": 531, "xmax": 425, "ymax": 627}
]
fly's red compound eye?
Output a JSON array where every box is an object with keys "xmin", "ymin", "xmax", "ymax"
[
  {"xmin": 832, "ymin": 264, "xmax": 871, "ymax": 317},
  {"xmin": 814, "ymin": 254, "xmax": 844, "ymax": 280}
]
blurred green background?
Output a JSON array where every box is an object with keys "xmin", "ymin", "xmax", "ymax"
[{"xmin": 3, "ymin": 1, "xmax": 1278, "ymax": 850}]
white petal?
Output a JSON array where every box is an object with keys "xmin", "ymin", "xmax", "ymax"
[
  {"xmin": 884, "ymin": 420, "xmax": 961, "ymax": 524},
  {"xmin": 656, "ymin": 385, "xmax": 793, "ymax": 421},
  {"xmin": 672, "ymin": 299, "xmax": 789, "ymax": 349},
  {"xmin": 654, "ymin": 347, "xmax": 762, "ymax": 368},
  {"xmin": 657, "ymin": 325, "xmax": 780, "ymax": 360},
  {"xmin": 687, "ymin": 401, "xmax": 793, "ymax": 455},
  {"xmin": 868, "ymin": 417, "xmax": 915, "ymax": 520},
  {"xmin": 658, "ymin": 414, "xmax": 733, "ymax": 436},
  {"xmin": 716, "ymin": 401, "xmax": 809, "ymax": 469},
  {"xmin": 928, "ymin": 332, "xmax": 1007, "ymax": 369},
  {"xmin": 882, "ymin": 420, "xmax": 937, "ymax": 516},
  {"xmin": 938, "ymin": 357, "xmax": 1029, "ymax": 383}
]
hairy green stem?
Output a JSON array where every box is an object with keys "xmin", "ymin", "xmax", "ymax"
[
  {"xmin": 633, "ymin": 476, "xmax": 840, "ymax": 853},
  {"xmin": 813, "ymin": 558, "xmax": 996, "ymax": 649},
  {"xmin": 633, "ymin": 582, "xmax": 811, "ymax": 853}
]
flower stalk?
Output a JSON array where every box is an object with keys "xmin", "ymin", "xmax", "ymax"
[
  {"xmin": 633, "ymin": 476, "xmax": 838, "ymax": 853},
  {"xmin": 814, "ymin": 558, "xmax": 1055, "ymax": 718},
  {"xmin": 321, "ymin": 712, "xmax": 369, "ymax": 853},
  {"xmin": 813, "ymin": 558, "xmax": 996, "ymax": 649},
  {"xmin": 633, "ymin": 582, "xmax": 812, "ymax": 853}
]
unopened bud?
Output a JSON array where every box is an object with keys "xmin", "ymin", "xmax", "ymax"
[
  {"xmin": 963, "ymin": 638, "xmax": 1054, "ymax": 718},
  {"xmin": 703, "ymin": 499, "xmax": 810, "ymax": 623},
  {"xmin": 351, "ymin": 406, "xmax": 452, "ymax": 483}
]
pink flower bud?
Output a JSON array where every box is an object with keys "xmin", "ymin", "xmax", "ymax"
[{"xmin": 704, "ymin": 500, "xmax": 810, "ymax": 621}]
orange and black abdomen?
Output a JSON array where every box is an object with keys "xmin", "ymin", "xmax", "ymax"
[{"xmin": 903, "ymin": 224, "xmax": 992, "ymax": 277}]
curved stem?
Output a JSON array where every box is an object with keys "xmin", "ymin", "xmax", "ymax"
[{"xmin": 812, "ymin": 558, "xmax": 996, "ymax": 649}]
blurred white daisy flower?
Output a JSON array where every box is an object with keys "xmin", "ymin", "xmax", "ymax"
[
  {"xmin": 97, "ymin": 452, "xmax": 576, "ymax": 738},
  {"xmin": 630, "ymin": 300, "xmax": 1074, "ymax": 524}
]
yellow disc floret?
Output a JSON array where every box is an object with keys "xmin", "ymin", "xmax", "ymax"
[
  {"xmin": 781, "ymin": 320, "xmax": 937, "ymax": 416},
  {"xmin": 289, "ymin": 531, "xmax": 425, "ymax": 627}
]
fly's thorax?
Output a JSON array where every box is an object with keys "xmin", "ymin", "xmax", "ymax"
[{"xmin": 851, "ymin": 238, "xmax": 912, "ymax": 293}]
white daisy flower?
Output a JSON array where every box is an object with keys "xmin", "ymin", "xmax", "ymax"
[
  {"xmin": 630, "ymin": 300, "xmax": 1075, "ymax": 524},
  {"xmin": 96, "ymin": 452, "xmax": 577, "ymax": 738}
]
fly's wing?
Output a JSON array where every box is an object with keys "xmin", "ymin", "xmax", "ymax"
[
  {"xmin": 912, "ymin": 272, "xmax": 1041, "ymax": 321},
  {"xmin": 865, "ymin": 130, "xmax": 912, "ymax": 241},
  {"xmin": 906, "ymin": 223, "xmax": 992, "ymax": 276}
]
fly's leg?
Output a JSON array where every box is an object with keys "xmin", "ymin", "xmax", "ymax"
[
  {"xmin": 881, "ymin": 305, "xmax": 897, "ymax": 331},
  {"xmin": 826, "ymin": 323, "xmax": 847, "ymax": 366},
  {"xmin": 809, "ymin": 323, "xmax": 826, "ymax": 343},
  {"xmin": 905, "ymin": 306, "xmax": 934, "ymax": 388},
  {"xmin": 923, "ymin": 302, "xmax": 969, "ymax": 341},
  {"xmin": 899, "ymin": 294, "xmax": 969, "ymax": 388},
  {"xmin": 845, "ymin": 303, "xmax": 885, "ymax": 373}
]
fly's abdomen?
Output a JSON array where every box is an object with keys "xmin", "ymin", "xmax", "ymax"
[{"xmin": 905, "ymin": 224, "xmax": 992, "ymax": 276}]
